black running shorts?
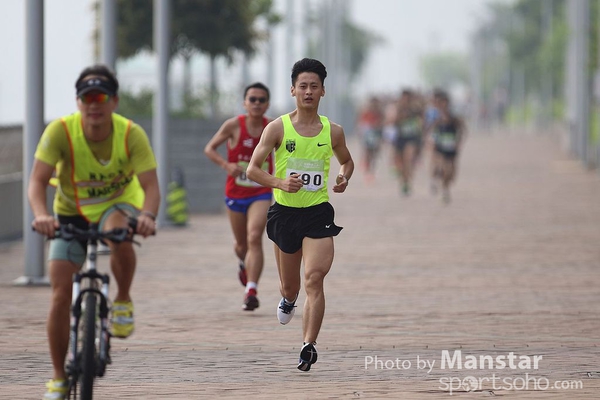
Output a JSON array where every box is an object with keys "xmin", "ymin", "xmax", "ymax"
[
  {"xmin": 394, "ymin": 136, "xmax": 421, "ymax": 152},
  {"xmin": 266, "ymin": 201, "xmax": 343, "ymax": 254},
  {"xmin": 435, "ymin": 147, "xmax": 457, "ymax": 160}
]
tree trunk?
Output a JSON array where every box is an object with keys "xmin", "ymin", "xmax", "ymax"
[
  {"xmin": 182, "ymin": 54, "xmax": 192, "ymax": 101},
  {"xmin": 209, "ymin": 55, "xmax": 219, "ymax": 118}
]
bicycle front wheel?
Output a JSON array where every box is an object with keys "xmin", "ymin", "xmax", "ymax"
[{"xmin": 80, "ymin": 293, "xmax": 97, "ymax": 400}]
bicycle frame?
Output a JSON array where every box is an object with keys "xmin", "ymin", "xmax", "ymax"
[
  {"xmin": 35, "ymin": 215, "xmax": 140, "ymax": 400},
  {"xmin": 66, "ymin": 223, "xmax": 112, "ymax": 399}
]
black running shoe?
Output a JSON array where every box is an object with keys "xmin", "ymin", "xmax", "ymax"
[
  {"xmin": 297, "ymin": 342, "xmax": 318, "ymax": 371},
  {"xmin": 242, "ymin": 289, "xmax": 259, "ymax": 311}
]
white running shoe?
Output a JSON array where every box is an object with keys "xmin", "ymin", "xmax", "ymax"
[{"xmin": 277, "ymin": 297, "xmax": 296, "ymax": 325}]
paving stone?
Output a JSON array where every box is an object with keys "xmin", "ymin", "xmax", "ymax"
[{"xmin": 1, "ymin": 133, "xmax": 599, "ymax": 399}]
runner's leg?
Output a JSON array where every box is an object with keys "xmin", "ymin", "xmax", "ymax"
[{"xmin": 300, "ymin": 236, "xmax": 334, "ymax": 344}]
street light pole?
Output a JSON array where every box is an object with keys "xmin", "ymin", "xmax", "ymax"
[
  {"xmin": 101, "ymin": 0, "xmax": 116, "ymax": 69},
  {"xmin": 17, "ymin": 0, "xmax": 47, "ymax": 286},
  {"xmin": 153, "ymin": 0, "xmax": 170, "ymax": 227}
]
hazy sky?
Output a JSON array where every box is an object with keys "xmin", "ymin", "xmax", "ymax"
[
  {"xmin": 350, "ymin": 0, "xmax": 491, "ymax": 91},
  {"xmin": 0, "ymin": 0, "xmax": 495, "ymax": 125}
]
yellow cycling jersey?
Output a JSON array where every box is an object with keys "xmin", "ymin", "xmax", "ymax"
[
  {"xmin": 35, "ymin": 111, "xmax": 157, "ymax": 221},
  {"xmin": 273, "ymin": 114, "xmax": 332, "ymax": 208}
]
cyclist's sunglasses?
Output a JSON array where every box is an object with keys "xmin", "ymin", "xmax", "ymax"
[
  {"xmin": 248, "ymin": 96, "xmax": 268, "ymax": 104},
  {"xmin": 78, "ymin": 93, "xmax": 112, "ymax": 104}
]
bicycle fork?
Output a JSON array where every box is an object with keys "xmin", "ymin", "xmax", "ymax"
[{"xmin": 67, "ymin": 272, "xmax": 112, "ymax": 378}]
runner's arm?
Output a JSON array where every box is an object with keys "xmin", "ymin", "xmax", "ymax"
[
  {"xmin": 331, "ymin": 123, "xmax": 354, "ymax": 193},
  {"xmin": 247, "ymin": 119, "xmax": 303, "ymax": 193},
  {"xmin": 203, "ymin": 118, "xmax": 243, "ymax": 177}
]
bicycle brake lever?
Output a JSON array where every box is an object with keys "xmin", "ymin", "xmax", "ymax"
[{"xmin": 127, "ymin": 217, "xmax": 138, "ymax": 234}]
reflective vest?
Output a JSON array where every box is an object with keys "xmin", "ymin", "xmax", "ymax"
[{"xmin": 61, "ymin": 112, "xmax": 144, "ymax": 222}]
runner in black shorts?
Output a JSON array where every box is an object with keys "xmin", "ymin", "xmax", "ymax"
[
  {"xmin": 266, "ymin": 202, "xmax": 342, "ymax": 254},
  {"xmin": 392, "ymin": 89, "xmax": 424, "ymax": 196},
  {"xmin": 429, "ymin": 90, "xmax": 466, "ymax": 203},
  {"xmin": 247, "ymin": 58, "xmax": 354, "ymax": 372}
]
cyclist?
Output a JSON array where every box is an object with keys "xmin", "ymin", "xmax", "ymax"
[
  {"xmin": 204, "ymin": 82, "xmax": 273, "ymax": 311},
  {"xmin": 247, "ymin": 58, "xmax": 354, "ymax": 371},
  {"xmin": 28, "ymin": 64, "xmax": 160, "ymax": 400}
]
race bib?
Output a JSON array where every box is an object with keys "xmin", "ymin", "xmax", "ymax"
[
  {"xmin": 437, "ymin": 133, "xmax": 457, "ymax": 151},
  {"xmin": 235, "ymin": 161, "xmax": 268, "ymax": 187},
  {"xmin": 399, "ymin": 118, "xmax": 420, "ymax": 138},
  {"xmin": 286, "ymin": 158, "xmax": 325, "ymax": 192}
]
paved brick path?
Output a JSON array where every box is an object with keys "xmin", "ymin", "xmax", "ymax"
[{"xmin": 1, "ymin": 132, "xmax": 599, "ymax": 399}]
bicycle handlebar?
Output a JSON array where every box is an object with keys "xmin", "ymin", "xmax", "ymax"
[{"xmin": 33, "ymin": 217, "xmax": 141, "ymax": 244}]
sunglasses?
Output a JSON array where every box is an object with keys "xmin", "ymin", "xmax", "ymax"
[
  {"xmin": 78, "ymin": 93, "xmax": 112, "ymax": 104},
  {"xmin": 248, "ymin": 96, "xmax": 268, "ymax": 104}
]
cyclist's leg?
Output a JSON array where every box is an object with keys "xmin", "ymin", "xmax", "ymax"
[
  {"xmin": 244, "ymin": 198, "xmax": 270, "ymax": 284},
  {"xmin": 99, "ymin": 204, "xmax": 138, "ymax": 302},
  {"xmin": 47, "ymin": 239, "xmax": 84, "ymax": 380}
]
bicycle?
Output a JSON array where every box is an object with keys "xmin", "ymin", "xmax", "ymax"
[{"xmin": 37, "ymin": 217, "xmax": 140, "ymax": 400}]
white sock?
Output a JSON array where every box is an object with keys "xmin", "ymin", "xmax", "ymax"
[
  {"xmin": 284, "ymin": 294, "xmax": 298, "ymax": 304},
  {"xmin": 245, "ymin": 281, "xmax": 257, "ymax": 293}
]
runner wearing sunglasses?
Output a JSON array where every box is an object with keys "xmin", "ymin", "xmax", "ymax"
[
  {"xmin": 29, "ymin": 64, "xmax": 160, "ymax": 400},
  {"xmin": 204, "ymin": 82, "xmax": 274, "ymax": 311}
]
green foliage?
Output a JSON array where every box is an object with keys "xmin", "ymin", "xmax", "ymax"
[
  {"xmin": 114, "ymin": 0, "xmax": 280, "ymax": 62},
  {"xmin": 342, "ymin": 21, "xmax": 384, "ymax": 80},
  {"xmin": 173, "ymin": 0, "xmax": 254, "ymax": 62},
  {"xmin": 117, "ymin": 88, "xmax": 154, "ymax": 118},
  {"xmin": 469, "ymin": 0, "xmax": 574, "ymax": 111},
  {"xmin": 170, "ymin": 87, "xmax": 210, "ymax": 119},
  {"xmin": 250, "ymin": 0, "xmax": 282, "ymax": 27},
  {"xmin": 419, "ymin": 52, "xmax": 469, "ymax": 89},
  {"xmin": 116, "ymin": 0, "xmax": 153, "ymax": 59},
  {"xmin": 111, "ymin": 0, "xmax": 281, "ymax": 118},
  {"xmin": 302, "ymin": 3, "xmax": 383, "ymax": 80},
  {"xmin": 116, "ymin": 87, "xmax": 209, "ymax": 119},
  {"xmin": 503, "ymin": 0, "xmax": 567, "ymax": 96}
]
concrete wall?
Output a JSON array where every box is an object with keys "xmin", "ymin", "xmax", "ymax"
[
  {"xmin": 0, "ymin": 119, "xmax": 228, "ymax": 242},
  {"xmin": 0, "ymin": 173, "xmax": 23, "ymax": 242},
  {"xmin": 137, "ymin": 118, "xmax": 227, "ymax": 214},
  {"xmin": 0, "ymin": 126, "xmax": 23, "ymax": 175}
]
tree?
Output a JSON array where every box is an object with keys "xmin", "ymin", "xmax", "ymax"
[
  {"xmin": 115, "ymin": 0, "xmax": 154, "ymax": 58},
  {"xmin": 304, "ymin": 2, "xmax": 383, "ymax": 81},
  {"xmin": 111, "ymin": 0, "xmax": 280, "ymax": 117},
  {"xmin": 419, "ymin": 52, "xmax": 469, "ymax": 89},
  {"xmin": 343, "ymin": 20, "xmax": 384, "ymax": 80},
  {"xmin": 117, "ymin": 88, "xmax": 154, "ymax": 117}
]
